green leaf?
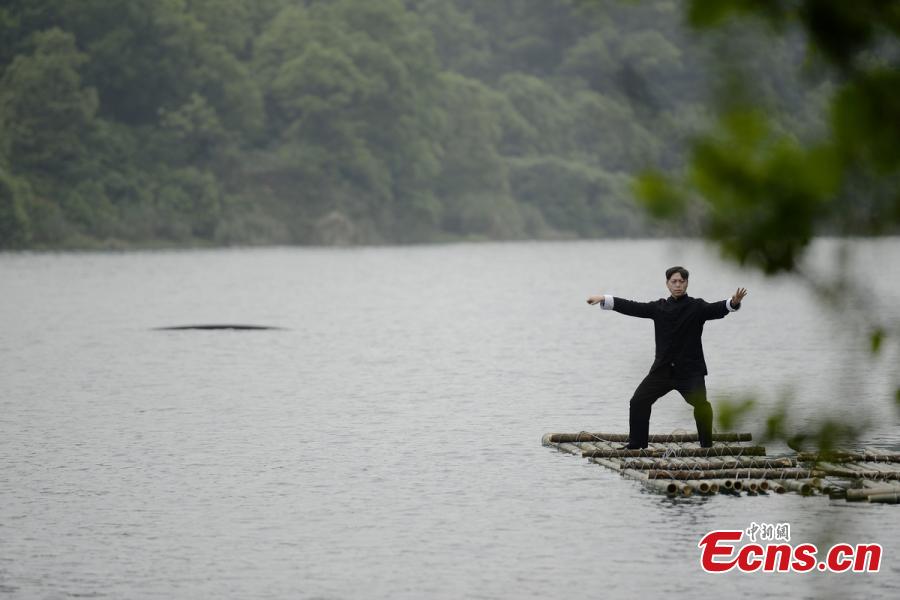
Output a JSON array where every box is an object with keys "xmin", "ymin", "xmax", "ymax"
[
  {"xmin": 687, "ymin": 0, "xmax": 741, "ymax": 28},
  {"xmin": 715, "ymin": 396, "xmax": 756, "ymax": 431},
  {"xmin": 870, "ymin": 328, "xmax": 884, "ymax": 354},
  {"xmin": 686, "ymin": 110, "xmax": 840, "ymax": 274},
  {"xmin": 763, "ymin": 404, "xmax": 787, "ymax": 442},
  {"xmin": 832, "ymin": 70, "xmax": 900, "ymax": 173},
  {"xmin": 634, "ymin": 171, "xmax": 685, "ymax": 219}
]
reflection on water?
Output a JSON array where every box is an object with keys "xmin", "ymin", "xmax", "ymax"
[{"xmin": 2, "ymin": 239, "xmax": 899, "ymax": 598}]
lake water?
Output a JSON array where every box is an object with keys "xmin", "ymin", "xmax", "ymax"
[{"xmin": 2, "ymin": 239, "xmax": 899, "ymax": 599}]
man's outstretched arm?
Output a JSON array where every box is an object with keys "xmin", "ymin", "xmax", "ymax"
[
  {"xmin": 702, "ymin": 287, "xmax": 749, "ymax": 320},
  {"xmin": 587, "ymin": 294, "xmax": 656, "ymax": 318}
]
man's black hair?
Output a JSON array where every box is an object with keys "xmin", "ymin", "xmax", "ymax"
[{"xmin": 666, "ymin": 266, "xmax": 689, "ymax": 280}]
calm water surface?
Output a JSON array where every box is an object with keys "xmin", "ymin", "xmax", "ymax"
[{"xmin": 2, "ymin": 239, "xmax": 899, "ymax": 599}]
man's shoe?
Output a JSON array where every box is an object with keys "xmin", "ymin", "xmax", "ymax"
[{"xmin": 618, "ymin": 443, "xmax": 647, "ymax": 450}]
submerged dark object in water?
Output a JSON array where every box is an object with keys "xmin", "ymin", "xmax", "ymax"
[{"xmin": 154, "ymin": 324, "xmax": 284, "ymax": 331}]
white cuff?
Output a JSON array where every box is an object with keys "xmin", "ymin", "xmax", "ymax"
[
  {"xmin": 601, "ymin": 295, "xmax": 614, "ymax": 310},
  {"xmin": 726, "ymin": 297, "xmax": 739, "ymax": 311}
]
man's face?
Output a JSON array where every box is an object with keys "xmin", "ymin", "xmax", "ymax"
[{"xmin": 667, "ymin": 273, "xmax": 688, "ymax": 298}]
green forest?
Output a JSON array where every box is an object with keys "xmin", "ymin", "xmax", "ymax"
[{"xmin": 0, "ymin": 0, "xmax": 829, "ymax": 249}]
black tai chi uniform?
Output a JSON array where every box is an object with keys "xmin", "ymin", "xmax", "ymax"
[{"xmin": 603, "ymin": 294, "xmax": 738, "ymax": 448}]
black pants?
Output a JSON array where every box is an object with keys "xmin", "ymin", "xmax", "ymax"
[{"xmin": 628, "ymin": 369, "xmax": 713, "ymax": 448}]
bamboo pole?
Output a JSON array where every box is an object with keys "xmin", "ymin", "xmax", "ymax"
[
  {"xmin": 664, "ymin": 455, "xmax": 737, "ymax": 492},
  {"xmin": 816, "ymin": 464, "xmax": 900, "ymax": 480},
  {"xmin": 706, "ymin": 454, "xmax": 789, "ymax": 474},
  {"xmin": 555, "ymin": 442, "xmax": 583, "ymax": 456},
  {"xmin": 818, "ymin": 461, "xmax": 870, "ymax": 478},
  {"xmin": 764, "ymin": 480, "xmax": 786, "ymax": 494},
  {"xmin": 798, "ymin": 477, "xmax": 825, "ymax": 490},
  {"xmin": 852, "ymin": 479, "xmax": 900, "ymax": 499},
  {"xmin": 865, "ymin": 448, "xmax": 900, "ymax": 467},
  {"xmin": 572, "ymin": 441, "xmax": 596, "ymax": 453},
  {"xmin": 618, "ymin": 457, "xmax": 795, "ymax": 470},
  {"xmin": 779, "ymin": 479, "xmax": 813, "ymax": 495},
  {"xmin": 546, "ymin": 432, "xmax": 752, "ymax": 444},
  {"xmin": 602, "ymin": 441, "xmax": 711, "ymax": 498},
  {"xmin": 588, "ymin": 442, "xmax": 695, "ymax": 497},
  {"xmin": 680, "ymin": 483, "xmax": 693, "ymax": 497},
  {"xmin": 812, "ymin": 475, "xmax": 849, "ymax": 489},
  {"xmin": 858, "ymin": 461, "xmax": 900, "ymax": 476},
  {"xmin": 585, "ymin": 440, "xmax": 623, "ymax": 454},
  {"xmin": 646, "ymin": 468, "xmax": 819, "ymax": 480},
  {"xmin": 684, "ymin": 479, "xmax": 712, "ymax": 494},
  {"xmin": 699, "ymin": 456, "xmax": 749, "ymax": 491},
  {"xmin": 807, "ymin": 477, "xmax": 847, "ymax": 497},
  {"xmin": 868, "ymin": 493, "xmax": 900, "ymax": 504},
  {"xmin": 818, "ymin": 463, "xmax": 876, "ymax": 502},
  {"xmin": 846, "ymin": 483, "xmax": 900, "ymax": 501},
  {"xmin": 591, "ymin": 457, "xmax": 681, "ymax": 495},
  {"xmin": 797, "ymin": 451, "xmax": 900, "ymax": 463},
  {"xmin": 711, "ymin": 478, "xmax": 735, "ymax": 491},
  {"xmin": 582, "ymin": 445, "xmax": 767, "ymax": 458}
]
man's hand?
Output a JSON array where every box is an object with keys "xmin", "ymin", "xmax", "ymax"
[
  {"xmin": 587, "ymin": 295, "xmax": 605, "ymax": 306},
  {"xmin": 731, "ymin": 287, "xmax": 748, "ymax": 308}
]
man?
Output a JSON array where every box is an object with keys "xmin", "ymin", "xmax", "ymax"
[{"xmin": 587, "ymin": 266, "xmax": 748, "ymax": 449}]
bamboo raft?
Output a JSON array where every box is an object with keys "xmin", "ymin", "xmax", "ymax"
[{"xmin": 542, "ymin": 432, "xmax": 900, "ymax": 503}]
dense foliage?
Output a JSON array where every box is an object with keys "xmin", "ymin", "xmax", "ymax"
[
  {"xmin": 0, "ymin": 0, "xmax": 821, "ymax": 248},
  {"xmin": 638, "ymin": 0, "xmax": 900, "ymax": 274},
  {"xmin": 631, "ymin": 0, "xmax": 900, "ymax": 448}
]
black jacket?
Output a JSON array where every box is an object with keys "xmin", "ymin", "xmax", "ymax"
[{"xmin": 613, "ymin": 294, "xmax": 731, "ymax": 378}]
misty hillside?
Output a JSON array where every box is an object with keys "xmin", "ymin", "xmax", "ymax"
[{"xmin": 0, "ymin": 0, "xmax": 824, "ymax": 248}]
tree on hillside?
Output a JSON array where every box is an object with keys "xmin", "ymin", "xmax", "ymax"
[
  {"xmin": 0, "ymin": 28, "xmax": 97, "ymax": 181},
  {"xmin": 0, "ymin": 170, "xmax": 31, "ymax": 248}
]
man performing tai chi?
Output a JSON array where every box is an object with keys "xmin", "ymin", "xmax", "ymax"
[{"xmin": 587, "ymin": 266, "xmax": 748, "ymax": 449}]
